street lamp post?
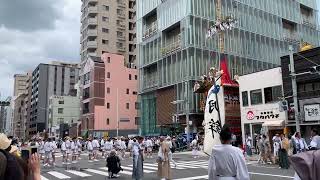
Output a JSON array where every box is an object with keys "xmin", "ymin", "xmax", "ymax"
[{"xmin": 171, "ymin": 81, "xmax": 191, "ymax": 143}]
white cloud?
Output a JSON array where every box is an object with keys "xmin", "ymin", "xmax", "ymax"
[{"xmin": 0, "ymin": 0, "xmax": 81, "ymax": 99}]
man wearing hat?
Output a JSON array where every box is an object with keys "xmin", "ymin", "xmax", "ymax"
[{"xmin": 0, "ymin": 133, "xmax": 12, "ymax": 151}]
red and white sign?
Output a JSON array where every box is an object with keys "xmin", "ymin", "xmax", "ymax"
[{"xmin": 246, "ymin": 111, "xmax": 255, "ymax": 120}]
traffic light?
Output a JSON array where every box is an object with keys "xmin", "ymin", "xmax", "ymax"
[
  {"xmin": 279, "ymin": 100, "xmax": 288, "ymax": 112},
  {"xmin": 0, "ymin": 101, "xmax": 10, "ymax": 106},
  {"xmin": 310, "ymin": 66, "xmax": 320, "ymax": 74}
]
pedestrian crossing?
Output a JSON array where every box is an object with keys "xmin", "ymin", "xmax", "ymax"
[{"xmin": 40, "ymin": 160, "xmax": 210, "ymax": 179}]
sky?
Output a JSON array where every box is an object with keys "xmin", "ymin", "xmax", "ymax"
[{"xmin": 0, "ymin": 0, "xmax": 81, "ymax": 99}]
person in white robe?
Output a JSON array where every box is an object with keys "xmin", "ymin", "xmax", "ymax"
[
  {"xmin": 208, "ymin": 125, "xmax": 250, "ymax": 180},
  {"xmin": 104, "ymin": 138, "xmax": 114, "ymax": 158}
]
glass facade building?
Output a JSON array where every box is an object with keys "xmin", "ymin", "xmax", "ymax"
[{"xmin": 137, "ymin": 0, "xmax": 320, "ymax": 135}]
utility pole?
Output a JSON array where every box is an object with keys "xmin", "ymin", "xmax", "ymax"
[
  {"xmin": 185, "ymin": 81, "xmax": 190, "ymax": 143},
  {"xmin": 116, "ymin": 88, "xmax": 119, "ymax": 137},
  {"xmin": 289, "ymin": 45, "xmax": 300, "ymax": 132}
]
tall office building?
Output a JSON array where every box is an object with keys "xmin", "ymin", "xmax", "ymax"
[
  {"xmin": 137, "ymin": 0, "xmax": 320, "ymax": 135},
  {"xmin": 28, "ymin": 62, "xmax": 80, "ymax": 136},
  {"xmin": 80, "ymin": 0, "xmax": 137, "ymax": 65},
  {"xmin": 13, "ymin": 74, "xmax": 29, "ymax": 97}
]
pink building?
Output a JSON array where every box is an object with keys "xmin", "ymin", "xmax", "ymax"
[{"xmin": 93, "ymin": 53, "xmax": 138, "ymax": 137}]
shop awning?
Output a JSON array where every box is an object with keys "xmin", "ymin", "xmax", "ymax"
[{"xmin": 262, "ymin": 120, "xmax": 285, "ymax": 127}]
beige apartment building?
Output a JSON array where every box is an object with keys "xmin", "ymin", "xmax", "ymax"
[
  {"xmin": 13, "ymin": 74, "xmax": 30, "ymax": 96},
  {"xmin": 80, "ymin": 0, "xmax": 137, "ymax": 66}
]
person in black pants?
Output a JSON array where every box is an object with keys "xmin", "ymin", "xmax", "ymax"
[{"xmin": 106, "ymin": 150, "xmax": 123, "ymax": 178}]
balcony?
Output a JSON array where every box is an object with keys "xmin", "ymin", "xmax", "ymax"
[
  {"xmin": 118, "ymin": 2, "xmax": 126, "ymax": 8},
  {"xmin": 88, "ymin": 6, "xmax": 98, "ymax": 14},
  {"xmin": 117, "ymin": 23, "xmax": 126, "ymax": 30},
  {"xmin": 87, "ymin": 29, "xmax": 98, "ymax": 37},
  {"xmin": 117, "ymin": 46, "xmax": 126, "ymax": 52},
  {"xmin": 87, "ymin": 41, "xmax": 97, "ymax": 48},
  {"xmin": 87, "ymin": 17, "xmax": 98, "ymax": 25},
  {"xmin": 161, "ymin": 36, "xmax": 181, "ymax": 56},
  {"xmin": 117, "ymin": 13, "xmax": 125, "ymax": 19},
  {"xmin": 145, "ymin": 78, "xmax": 158, "ymax": 89},
  {"xmin": 302, "ymin": 18, "xmax": 316, "ymax": 28},
  {"xmin": 117, "ymin": 35, "xmax": 126, "ymax": 41},
  {"xmin": 142, "ymin": 22, "xmax": 158, "ymax": 40},
  {"xmin": 282, "ymin": 32, "xmax": 299, "ymax": 44}
]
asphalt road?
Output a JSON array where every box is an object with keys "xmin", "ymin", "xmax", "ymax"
[{"xmin": 39, "ymin": 152, "xmax": 295, "ymax": 180}]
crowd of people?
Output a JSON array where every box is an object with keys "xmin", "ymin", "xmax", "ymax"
[
  {"xmin": 244, "ymin": 129, "xmax": 320, "ymax": 169},
  {"xmin": 1, "ymin": 127, "xmax": 319, "ymax": 180},
  {"xmin": 0, "ymin": 132, "xmax": 202, "ymax": 180}
]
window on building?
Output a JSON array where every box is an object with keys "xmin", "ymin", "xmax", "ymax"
[
  {"xmin": 103, "ymin": 5, "xmax": 109, "ymax": 11},
  {"xmin": 133, "ymin": 91, "xmax": 137, "ymax": 95},
  {"xmin": 106, "ymin": 118, "xmax": 110, "ymax": 125},
  {"xmin": 305, "ymin": 83, "xmax": 313, "ymax": 91},
  {"xmin": 58, "ymin": 108, "xmax": 64, "ymax": 114},
  {"xmin": 135, "ymin": 102, "xmax": 140, "ymax": 109},
  {"xmin": 126, "ymin": 89, "xmax": 129, "ymax": 94},
  {"xmin": 107, "ymin": 72, "xmax": 110, "ymax": 78},
  {"xmin": 264, "ymin": 86, "xmax": 282, "ymax": 103},
  {"xmin": 107, "ymin": 57, "xmax": 111, "ymax": 63},
  {"xmin": 135, "ymin": 75, "xmax": 137, "ymax": 80},
  {"xmin": 126, "ymin": 103, "xmax": 129, "ymax": 109},
  {"xmin": 102, "ymin": 28, "xmax": 109, "ymax": 33},
  {"xmin": 102, "ymin": 39, "xmax": 109, "ymax": 44},
  {"xmin": 83, "ymin": 87, "xmax": 90, "ymax": 99},
  {"xmin": 250, "ymin": 89, "xmax": 263, "ymax": 105},
  {"xmin": 117, "ymin": 31, "xmax": 123, "ymax": 37},
  {"xmin": 129, "ymin": 74, "xmax": 132, "ymax": 80},
  {"xmin": 135, "ymin": 117, "xmax": 139, "ymax": 125},
  {"xmin": 242, "ymin": 91, "xmax": 248, "ymax": 107},
  {"xmin": 314, "ymin": 82, "xmax": 320, "ymax": 90},
  {"xmin": 83, "ymin": 72, "xmax": 90, "ymax": 85},
  {"xmin": 107, "ymin": 103, "xmax": 110, "ymax": 109},
  {"xmin": 58, "ymin": 100, "xmax": 64, "ymax": 104},
  {"xmin": 102, "ymin": 16, "xmax": 109, "ymax": 22},
  {"xmin": 107, "ymin": 87, "xmax": 110, "ymax": 94}
]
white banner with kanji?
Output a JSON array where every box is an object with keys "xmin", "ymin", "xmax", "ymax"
[{"xmin": 203, "ymin": 81, "xmax": 225, "ymax": 155}]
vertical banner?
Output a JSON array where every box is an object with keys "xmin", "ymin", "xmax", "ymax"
[{"xmin": 203, "ymin": 79, "xmax": 225, "ymax": 155}]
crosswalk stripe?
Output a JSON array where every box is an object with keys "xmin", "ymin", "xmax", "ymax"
[
  {"xmin": 128, "ymin": 164, "xmax": 159, "ymax": 170},
  {"xmin": 47, "ymin": 171, "xmax": 71, "ymax": 179},
  {"xmin": 99, "ymin": 167, "xmax": 132, "ymax": 175},
  {"xmin": 84, "ymin": 169, "xmax": 109, "ymax": 176},
  {"xmin": 143, "ymin": 163, "xmax": 186, "ymax": 170},
  {"xmin": 174, "ymin": 175, "xmax": 208, "ymax": 180},
  {"xmin": 121, "ymin": 166, "xmax": 155, "ymax": 173},
  {"xmin": 40, "ymin": 175, "xmax": 50, "ymax": 180},
  {"xmin": 65, "ymin": 170, "xmax": 92, "ymax": 177}
]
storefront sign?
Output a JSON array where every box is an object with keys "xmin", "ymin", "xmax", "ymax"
[
  {"xmin": 304, "ymin": 104, "xmax": 320, "ymax": 121},
  {"xmin": 246, "ymin": 110, "xmax": 280, "ymax": 120},
  {"xmin": 247, "ymin": 111, "xmax": 255, "ymax": 120}
]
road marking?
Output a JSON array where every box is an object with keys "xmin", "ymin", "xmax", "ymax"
[
  {"xmin": 143, "ymin": 163, "xmax": 186, "ymax": 170},
  {"xmin": 47, "ymin": 171, "xmax": 71, "ymax": 179},
  {"xmin": 128, "ymin": 164, "xmax": 159, "ymax": 170},
  {"xmin": 40, "ymin": 175, "xmax": 50, "ymax": 180},
  {"xmin": 121, "ymin": 166, "xmax": 155, "ymax": 173},
  {"xmin": 249, "ymin": 172, "xmax": 294, "ymax": 179},
  {"xmin": 65, "ymin": 170, "xmax": 92, "ymax": 177},
  {"xmin": 84, "ymin": 169, "xmax": 108, "ymax": 176},
  {"xmin": 99, "ymin": 167, "xmax": 132, "ymax": 175},
  {"xmin": 174, "ymin": 175, "xmax": 208, "ymax": 180},
  {"xmin": 173, "ymin": 173, "xmax": 294, "ymax": 180}
]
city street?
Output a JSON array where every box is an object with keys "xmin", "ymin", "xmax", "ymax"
[{"xmin": 39, "ymin": 152, "xmax": 295, "ymax": 180}]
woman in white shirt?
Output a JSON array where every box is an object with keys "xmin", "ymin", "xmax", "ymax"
[{"xmin": 208, "ymin": 125, "xmax": 250, "ymax": 180}]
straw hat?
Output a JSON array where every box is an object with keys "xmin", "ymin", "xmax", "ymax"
[{"xmin": 0, "ymin": 133, "xmax": 12, "ymax": 150}]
